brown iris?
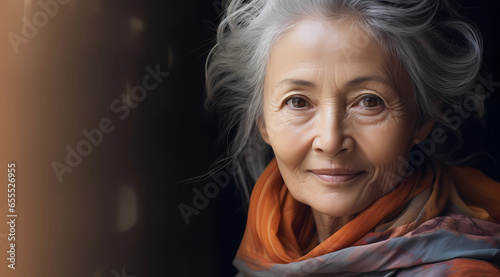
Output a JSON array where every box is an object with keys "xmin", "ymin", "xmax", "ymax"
[
  {"xmin": 288, "ymin": 97, "xmax": 308, "ymax": 108},
  {"xmin": 362, "ymin": 96, "xmax": 381, "ymax": 108}
]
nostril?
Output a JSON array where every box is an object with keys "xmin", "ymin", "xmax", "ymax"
[{"xmin": 312, "ymin": 133, "xmax": 355, "ymax": 156}]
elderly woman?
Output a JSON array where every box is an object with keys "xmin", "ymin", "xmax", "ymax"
[{"xmin": 205, "ymin": 0, "xmax": 500, "ymax": 275}]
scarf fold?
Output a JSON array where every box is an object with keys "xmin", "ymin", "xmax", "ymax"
[{"xmin": 235, "ymin": 158, "xmax": 500, "ymax": 276}]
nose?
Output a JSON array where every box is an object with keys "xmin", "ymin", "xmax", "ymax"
[{"xmin": 312, "ymin": 107, "xmax": 354, "ymax": 156}]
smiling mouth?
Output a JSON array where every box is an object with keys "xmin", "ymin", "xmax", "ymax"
[{"xmin": 310, "ymin": 170, "xmax": 365, "ymax": 184}]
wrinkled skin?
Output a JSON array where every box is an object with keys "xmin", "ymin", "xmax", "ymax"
[{"xmin": 258, "ymin": 19, "xmax": 434, "ymax": 242}]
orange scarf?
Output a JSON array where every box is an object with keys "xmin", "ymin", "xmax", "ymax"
[{"xmin": 236, "ymin": 157, "xmax": 500, "ymax": 270}]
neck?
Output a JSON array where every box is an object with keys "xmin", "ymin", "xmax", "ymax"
[{"xmin": 311, "ymin": 209, "xmax": 354, "ymax": 243}]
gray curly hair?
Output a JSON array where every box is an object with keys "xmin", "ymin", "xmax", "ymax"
[{"xmin": 204, "ymin": 0, "xmax": 483, "ymax": 200}]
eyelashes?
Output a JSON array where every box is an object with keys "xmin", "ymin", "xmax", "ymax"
[
  {"xmin": 283, "ymin": 94, "xmax": 385, "ymax": 111},
  {"xmin": 285, "ymin": 96, "xmax": 311, "ymax": 109},
  {"xmin": 357, "ymin": 95, "xmax": 384, "ymax": 109}
]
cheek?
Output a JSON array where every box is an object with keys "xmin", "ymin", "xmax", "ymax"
[
  {"xmin": 267, "ymin": 116, "xmax": 313, "ymax": 202},
  {"xmin": 265, "ymin": 112, "xmax": 312, "ymax": 168},
  {"xmin": 353, "ymin": 116, "xmax": 414, "ymax": 166}
]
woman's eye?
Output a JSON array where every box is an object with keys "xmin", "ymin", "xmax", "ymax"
[
  {"xmin": 359, "ymin": 95, "xmax": 383, "ymax": 108},
  {"xmin": 286, "ymin": 97, "xmax": 310, "ymax": 109}
]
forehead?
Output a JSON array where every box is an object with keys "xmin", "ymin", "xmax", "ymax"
[{"xmin": 265, "ymin": 18, "xmax": 398, "ymax": 85}]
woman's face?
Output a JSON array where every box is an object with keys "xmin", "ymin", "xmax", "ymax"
[{"xmin": 259, "ymin": 19, "xmax": 433, "ymax": 218}]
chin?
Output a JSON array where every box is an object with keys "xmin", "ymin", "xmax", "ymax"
[{"xmin": 306, "ymin": 194, "xmax": 368, "ymax": 218}]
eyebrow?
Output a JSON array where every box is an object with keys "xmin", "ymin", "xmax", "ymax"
[
  {"xmin": 347, "ymin": 76, "xmax": 391, "ymax": 87},
  {"xmin": 275, "ymin": 79, "xmax": 316, "ymax": 89}
]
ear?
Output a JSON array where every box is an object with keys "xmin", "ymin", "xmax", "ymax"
[
  {"xmin": 257, "ymin": 116, "xmax": 271, "ymax": 145},
  {"xmin": 412, "ymin": 118, "xmax": 435, "ymax": 146}
]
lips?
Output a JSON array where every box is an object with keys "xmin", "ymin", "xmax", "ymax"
[{"xmin": 310, "ymin": 169, "xmax": 364, "ymax": 184}]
